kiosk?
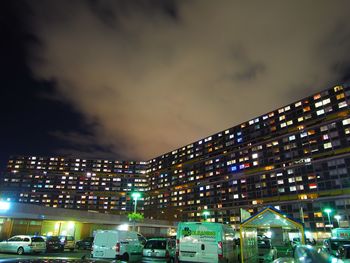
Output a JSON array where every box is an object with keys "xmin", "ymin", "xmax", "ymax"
[{"xmin": 239, "ymin": 206, "xmax": 305, "ymax": 263}]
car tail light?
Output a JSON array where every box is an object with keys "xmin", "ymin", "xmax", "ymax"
[
  {"xmin": 218, "ymin": 241, "xmax": 223, "ymax": 259},
  {"xmin": 165, "ymin": 250, "xmax": 170, "ymax": 258},
  {"xmin": 116, "ymin": 242, "xmax": 120, "ymax": 253},
  {"xmin": 176, "ymin": 239, "xmax": 179, "ymax": 257},
  {"xmin": 28, "ymin": 243, "xmax": 33, "ymax": 247}
]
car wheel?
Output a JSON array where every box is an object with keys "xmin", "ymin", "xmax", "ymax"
[
  {"xmin": 17, "ymin": 247, "xmax": 24, "ymax": 255},
  {"xmin": 123, "ymin": 253, "xmax": 129, "ymax": 262}
]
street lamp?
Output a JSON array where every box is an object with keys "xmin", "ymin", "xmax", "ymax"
[
  {"xmin": 131, "ymin": 192, "xmax": 141, "ymax": 231},
  {"xmin": 334, "ymin": 215, "xmax": 341, "ymax": 227},
  {"xmin": 324, "ymin": 208, "xmax": 333, "ymax": 228},
  {"xmin": 202, "ymin": 211, "xmax": 210, "ymax": 221},
  {"xmin": 131, "ymin": 192, "xmax": 141, "ymax": 213}
]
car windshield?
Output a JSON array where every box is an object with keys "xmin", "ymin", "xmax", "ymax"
[
  {"xmin": 67, "ymin": 236, "xmax": 74, "ymax": 241},
  {"xmin": 47, "ymin": 236, "xmax": 60, "ymax": 241},
  {"xmin": 145, "ymin": 240, "xmax": 167, "ymax": 249},
  {"xmin": 31, "ymin": 237, "xmax": 45, "ymax": 242},
  {"xmin": 330, "ymin": 240, "xmax": 350, "ymax": 250}
]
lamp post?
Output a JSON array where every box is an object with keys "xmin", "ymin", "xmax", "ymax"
[
  {"xmin": 131, "ymin": 192, "xmax": 141, "ymax": 213},
  {"xmin": 324, "ymin": 208, "xmax": 333, "ymax": 228},
  {"xmin": 334, "ymin": 215, "xmax": 341, "ymax": 227},
  {"xmin": 131, "ymin": 192, "xmax": 141, "ymax": 231},
  {"xmin": 202, "ymin": 211, "xmax": 210, "ymax": 221}
]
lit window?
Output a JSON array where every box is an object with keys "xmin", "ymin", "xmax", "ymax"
[
  {"xmin": 314, "ymin": 212, "xmax": 322, "ymax": 218},
  {"xmin": 324, "ymin": 142, "xmax": 332, "ymax": 149},
  {"xmin": 309, "ymin": 183, "xmax": 317, "ymax": 189},
  {"xmin": 336, "ymin": 93, "xmax": 345, "ymax": 100},
  {"xmin": 323, "ymin": 98, "xmax": 330, "ymax": 105},
  {"xmin": 338, "ymin": 101, "xmax": 348, "ymax": 108},
  {"xmin": 295, "ymin": 101, "xmax": 302, "ymax": 107},
  {"xmin": 303, "ymin": 106, "xmax": 311, "ymax": 112},
  {"xmin": 314, "ymin": 94, "xmax": 321, "ymax": 100},
  {"xmin": 290, "ymin": 186, "xmax": 296, "ymax": 191},
  {"xmin": 317, "ymin": 109, "xmax": 325, "ymax": 115},
  {"xmin": 342, "ymin": 118, "xmax": 350, "ymax": 126},
  {"xmin": 334, "ymin": 85, "xmax": 343, "ymax": 92},
  {"xmin": 315, "ymin": 101, "xmax": 323, "ymax": 108}
]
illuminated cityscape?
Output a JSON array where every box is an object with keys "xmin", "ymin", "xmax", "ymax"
[{"xmin": 2, "ymin": 84, "xmax": 350, "ymax": 236}]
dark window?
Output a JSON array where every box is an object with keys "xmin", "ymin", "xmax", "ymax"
[
  {"xmin": 145, "ymin": 240, "xmax": 167, "ymax": 249},
  {"xmin": 47, "ymin": 236, "xmax": 60, "ymax": 242},
  {"xmin": 31, "ymin": 237, "xmax": 45, "ymax": 242}
]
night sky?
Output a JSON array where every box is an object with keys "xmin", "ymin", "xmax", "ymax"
[{"xmin": 1, "ymin": 0, "xmax": 350, "ymax": 171}]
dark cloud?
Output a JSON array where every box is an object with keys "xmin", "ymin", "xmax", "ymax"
[{"xmin": 25, "ymin": 0, "xmax": 350, "ymax": 160}]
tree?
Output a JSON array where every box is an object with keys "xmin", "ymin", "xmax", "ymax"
[{"xmin": 128, "ymin": 212, "xmax": 144, "ymax": 221}]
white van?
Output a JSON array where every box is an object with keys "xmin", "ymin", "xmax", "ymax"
[
  {"xmin": 176, "ymin": 222, "xmax": 239, "ymax": 263},
  {"xmin": 91, "ymin": 230, "xmax": 145, "ymax": 261}
]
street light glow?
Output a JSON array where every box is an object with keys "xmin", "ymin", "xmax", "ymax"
[
  {"xmin": 334, "ymin": 215, "xmax": 341, "ymax": 220},
  {"xmin": 131, "ymin": 192, "xmax": 141, "ymax": 200},
  {"xmin": 0, "ymin": 201, "xmax": 10, "ymax": 211},
  {"xmin": 323, "ymin": 208, "xmax": 333, "ymax": 228},
  {"xmin": 324, "ymin": 208, "xmax": 332, "ymax": 214},
  {"xmin": 202, "ymin": 211, "xmax": 210, "ymax": 216}
]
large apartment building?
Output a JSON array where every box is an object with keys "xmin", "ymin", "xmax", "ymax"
[
  {"xmin": 145, "ymin": 84, "xmax": 350, "ymax": 232},
  {"xmin": 1, "ymin": 157, "xmax": 147, "ymax": 213},
  {"xmin": 1, "ymin": 84, "xmax": 350, "ymax": 233}
]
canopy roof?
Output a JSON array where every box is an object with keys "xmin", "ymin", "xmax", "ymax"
[{"xmin": 241, "ymin": 206, "xmax": 303, "ymax": 229}]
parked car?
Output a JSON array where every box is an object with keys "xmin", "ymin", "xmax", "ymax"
[
  {"xmin": 336, "ymin": 244, "xmax": 350, "ymax": 261},
  {"xmin": 294, "ymin": 245, "xmax": 334, "ymax": 263},
  {"xmin": 0, "ymin": 235, "xmax": 46, "ymax": 255},
  {"xmin": 142, "ymin": 238, "xmax": 176, "ymax": 263},
  {"xmin": 257, "ymin": 237, "xmax": 277, "ymax": 262},
  {"xmin": 44, "ymin": 235, "xmax": 64, "ymax": 252},
  {"xmin": 76, "ymin": 237, "xmax": 94, "ymax": 250},
  {"xmin": 59, "ymin": 235, "xmax": 75, "ymax": 251},
  {"xmin": 320, "ymin": 237, "xmax": 350, "ymax": 256},
  {"xmin": 91, "ymin": 230, "xmax": 145, "ymax": 261}
]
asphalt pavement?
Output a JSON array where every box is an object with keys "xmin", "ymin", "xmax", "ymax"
[{"xmin": 0, "ymin": 249, "xmax": 91, "ymax": 259}]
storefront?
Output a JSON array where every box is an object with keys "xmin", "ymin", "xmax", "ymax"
[{"xmin": 0, "ymin": 202, "xmax": 175, "ymax": 240}]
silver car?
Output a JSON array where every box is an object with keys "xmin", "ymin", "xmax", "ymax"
[
  {"xmin": 0, "ymin": 235, "xmax": 46, "ymax": 255},
  {"xmin": 142, "ymin": 238, "xmax": 176, "ymax": 263}
]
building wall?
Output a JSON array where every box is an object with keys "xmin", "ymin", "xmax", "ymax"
[
  {"xmin": 145, "ymin": 84, "xmax": 350, "ymax": 232},
  {"xmin": 0, "ymin": 218, "xmax": 173, "ymax": 240},
  {"xmin": 1, "ymin": 158, "xmax": 147, "ymax": 214}
]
